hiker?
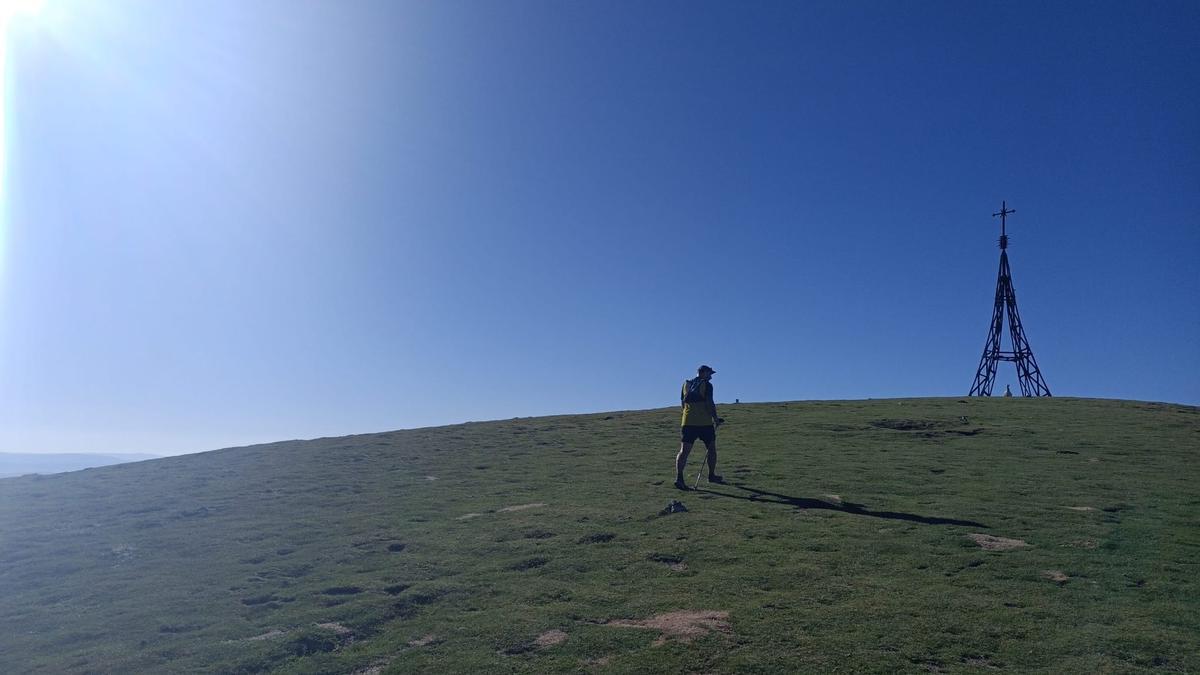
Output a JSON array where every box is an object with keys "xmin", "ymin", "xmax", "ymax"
[{"xmin": 675, "ymin": 365, "xmax": 724, "ymax": 490}]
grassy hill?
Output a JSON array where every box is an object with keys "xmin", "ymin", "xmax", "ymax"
[{"xmin": 1, "ymin": 397, "xmax": 1197, "ymax": 673}]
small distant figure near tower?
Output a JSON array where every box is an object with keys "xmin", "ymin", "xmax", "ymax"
[
  {"xmin": 1004, "ymin": 384, "xmax": 1013, "ymax": 397},
  {"xmin": 968, "ymin": 201, "xmax": 1052, "ymax": 397}
]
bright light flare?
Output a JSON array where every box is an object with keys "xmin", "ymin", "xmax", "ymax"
[
  {"xmin": 2, "ymin": 0, "xmax": 47, "ymax": 280},
  {"xmin": 1, "ymin": 0, "xmax": 46, "ymax": 22}
]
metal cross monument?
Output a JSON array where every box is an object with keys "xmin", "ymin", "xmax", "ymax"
[{"xmin": 968, "ymin": 201, "xmax": 1052, "ymax": 397}]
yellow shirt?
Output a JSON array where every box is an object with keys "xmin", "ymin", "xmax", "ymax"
[{"xmin": 681, "ymin": 379, "xmax": 715, "ymax": 427}]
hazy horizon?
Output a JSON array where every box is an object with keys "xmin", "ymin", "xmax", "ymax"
[{"xmin": 6, "ymin": 394, "xmax": 1196, "ymax": 458}]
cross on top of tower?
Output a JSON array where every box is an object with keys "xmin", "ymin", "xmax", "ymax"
[{"xmin": 992, "ymin": 200, "xmax": 1015, "ymax": 249}]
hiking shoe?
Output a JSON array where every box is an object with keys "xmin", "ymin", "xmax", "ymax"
[
  {"xmin": 674, "ymin": 479, "xmax": 690, "ymax": 491},
  {"xmin": 708, "ymin": 474, "xmax": 725, "ymax": 484}
]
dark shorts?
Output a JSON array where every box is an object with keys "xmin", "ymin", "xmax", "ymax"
[{"xmin": 681, "ymin": 425, "xmax": 716, "ymax": 445}]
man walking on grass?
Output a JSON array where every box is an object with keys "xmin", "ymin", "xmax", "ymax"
[{"xmin": 675, "ymin": 365, "xmax": 724, "ymax": 490}]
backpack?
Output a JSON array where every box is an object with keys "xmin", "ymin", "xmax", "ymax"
[{"xmin": 682, "ymin": 378, "xmax": 707, "ymax": 404}]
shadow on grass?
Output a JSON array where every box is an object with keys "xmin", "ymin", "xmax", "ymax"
[{"xmin": 697, "ymin": 482, "xmax": 989, "ymax": 528}]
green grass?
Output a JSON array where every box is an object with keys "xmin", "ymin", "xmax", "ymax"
[{"xmin": 1, "ymin": 397, "xmax": 1197, "ymax": 673}]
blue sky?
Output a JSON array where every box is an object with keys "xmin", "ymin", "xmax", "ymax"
[{"xmin": 2, "ymin": 0, "xmax": 1197, "ymax": 455}]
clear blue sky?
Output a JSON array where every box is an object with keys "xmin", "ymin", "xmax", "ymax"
[{"xmin": 2, "ymin": 0, "xmax": 1197, "ymax": 455}]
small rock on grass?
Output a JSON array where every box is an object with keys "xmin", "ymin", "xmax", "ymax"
[{"xmin": 660, "ymin": 501, "xmax": 688, "ymax": 515}]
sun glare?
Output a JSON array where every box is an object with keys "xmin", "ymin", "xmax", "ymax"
[
  {"xmin": 1, "ymin": 0, "xmax": 45, "ymax": 22},
  {"xmin": 2, "ymin": 0, "xmax": 46, "ymax": 276}
]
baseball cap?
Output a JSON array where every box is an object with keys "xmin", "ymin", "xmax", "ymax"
[{"xmin": 698, "ymin": 365, "xmax": 716, "ymax": 374}]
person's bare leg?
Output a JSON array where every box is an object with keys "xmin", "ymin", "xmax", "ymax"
[
  {"xmin": 675, "ymin": 442, "xmax": 693, "ymax": 485},
  {"xmin": 704, "ymin": 439, "xmax": 721, "ymax": 480}
]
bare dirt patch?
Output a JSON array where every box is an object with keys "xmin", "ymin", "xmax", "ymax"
[
  {"xmin": 244, "ymin": 629, "xmax": 286, "ymax": 642},
  {"xmin": 967, "ymin": 533, "xmax": 1030, "ymax": 551},
  {"xmin": 535, "ymin": 629, "xmax": 568, "ymax": 648},
  {"xmin": 962, "ymin": 655, "xmax": 1001, "ymax": 669},
  {"xmin": 823, "ymin": 494, "xmax": 842, "ymax": 503},
  {"xmin": 1042, "ymin": 570, "xmax": 1070, "ymax": 584},
  {"xmin": 456, "ymin": 513, "xmax": 483, "ymax": 520},
  {"xmin": 1066, "ymin": 539, "xmax": 1099, "ymax": 549},
  {"xmin": 606, "ymin": 610, "xmax": 731, "ymax": 646},
  {"xmin": 1063, "ymin": 506, "xmax": 1097, "ymax": 511},
  {"xmin": 316, "ymin": 622, "xmax": 352, "ymax": 635},
  {"xmin": 408, "ymin": 634, "xmax": 438, "ymax": 647},
  {"xmin": 499, "ymin": 503, "xmax": 547, "ymax": 512}
]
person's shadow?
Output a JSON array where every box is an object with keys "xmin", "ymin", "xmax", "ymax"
[{"xmin": 698, "ymin": 482, "xmax": 988, "ymax": 528}]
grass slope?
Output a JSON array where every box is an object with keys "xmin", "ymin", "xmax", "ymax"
[{"xmin": 1, "ymin": 398, "xmax": 1197, "ymax": 673}]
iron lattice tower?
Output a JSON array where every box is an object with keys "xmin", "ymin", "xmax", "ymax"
[{"xmin": 968, "ymin": 202, "xmax": 1052, "ymax": 397}]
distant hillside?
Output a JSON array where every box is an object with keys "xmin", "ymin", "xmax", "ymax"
[
  {"xmin": 0, "ymin": 452, "xmax": 159, "ymax": 478},
  {"xmin": 0, "ymin": 398, "xmax": 1197, "ymax": 673}
]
